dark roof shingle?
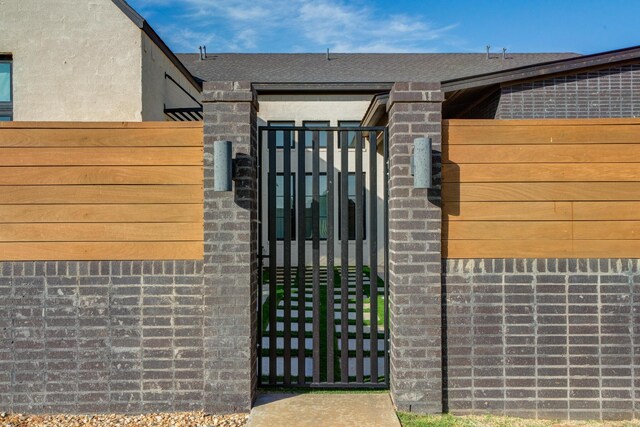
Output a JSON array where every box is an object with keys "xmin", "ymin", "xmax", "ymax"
[{"xmin": 176, "ymin": 52, "xmax": 579, "ymax": 84}]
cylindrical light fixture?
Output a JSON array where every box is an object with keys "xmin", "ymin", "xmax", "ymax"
[
  {"xmin": 213, "ymin": 140, "xmax": 233, "ymax": 192},
  {"xmin": 413, "ymin": 137, "xmax": 433, "ymax": 189}
]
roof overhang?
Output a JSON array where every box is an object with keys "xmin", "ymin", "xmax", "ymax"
[
  {"xmin": 111, "ymin": 0, "xmax": 203, "ymax": 92},
  {"xmin": 253, "ymin": 82, "xmax": 393, "ymax": 94},
  {"xmin": 361, "ymin": 93, "xmax": 389, "ymax": 127},
  {"xmin": 442, "ymin": 45, "xmax": 640, "ymax": 92}
]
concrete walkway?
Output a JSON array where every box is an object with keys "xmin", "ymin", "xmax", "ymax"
[{"xmin": 247, "ymin": 392, "xmax": 401, "ymax": 427}]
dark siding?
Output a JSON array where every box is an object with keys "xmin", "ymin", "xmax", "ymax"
[{"xmin": 496, "ymin": 64, "xmax": 640, "ymax": 119}]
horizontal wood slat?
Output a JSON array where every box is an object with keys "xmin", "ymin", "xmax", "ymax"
[
  {"xmin": 445, "ymin": 221, "xmax": 571, "ymax": 240},
  {"xmin": 445, "ymin": 121, "xmax": 640, "ymax": 145},
  {"xmin": 444, "ymin": 144, "xmax": 640, "ymax": 164},
  {"xmin": 446, "ymin": 201, "xmax": 640, "ymax": 221},
  {"xmin": 0, "ymin": 128, "xmax": 203, "ymax": 147},
  {"xmin": 0, "ymin": 147, "xmax": 204, "ymax": 166},
  {"xmin": 0, "ymin": 204, "xmax": 203, "ymax": 223},
  {"xmin": 443, "ymin": 163, "xmax": 640, "ymax": 183},
  {"xmin": 447, "ymin": 221, "xmax": 640, "ymax": 240},
  {"xmin": 0, "ymin": 242, "xmax": 203, "ymax": 261},
  {"xmin": 444, "ymin": 202, "xmax": 573, "ymax": 221},
  {"xmin": 0, "ymin": 122, "xmax": 204, "ymax": 261},
  {"xmin": 444, "ymin": 182, "xmax": 640, "ymax": 202},
  {"xmin": 445, "ymin": 240, "xmax": 640, "ymax": 259},
  {"xmin": 0, "ymin": 166, "xmax": 202, "ymax": 185},
  {"xmin": 0, "ymin": 223, "xmax": 202, "ymax": 242},
  {"xmin": 445, "ymin": 118, "xmax": 640, "ymax": 126},
  {"xmin": 0, "ymin": 185, "xmax": 203, "ymax": 204},
  {"xmin": 572, "ymin": 202, "xmax": 640, "ymax": 220},
  {"xmin": 574, "ymin": 221, "xmax": 640, "ymax": 239},
  {"xmin": 0, "ymin": 121, "xmax": 203, "ymax": 129},
  {"xmin": 443, "ymin": 119, "xmax": 640, "ymax": 258}
]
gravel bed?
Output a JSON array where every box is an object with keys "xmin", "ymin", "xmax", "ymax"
[{"xmin": 0, "ymin": 411, "xmax": 248, "ymax": 427}]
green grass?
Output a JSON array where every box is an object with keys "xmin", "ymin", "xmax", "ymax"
[
  {"xmin": 399, "ymin": 413, "xmax": 478, "ymax": 427},
  {"xmin": 260, "ymin": 387, "xmax": 388, "ymax": 395},
  {"xmin": 396, "ymin": 413, "xmax": 640, "ymax": 427},
  {"xmin": 261, "ymin": 286, "xmax": 285, "ymax": 333},
  {"xmin": 261, "ymin": 265, "xmax": 386, "ymax": 385}
]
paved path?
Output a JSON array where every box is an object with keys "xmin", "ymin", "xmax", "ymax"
[{"xmin": 247, "ymin": 392, "xmax": 401, "ymax": 427}]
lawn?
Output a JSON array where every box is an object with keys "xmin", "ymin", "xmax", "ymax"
[
  {"xmin": 260, "ymin": 266, "xmax": 386, "ymax": 384},
  {"xmin": 398, "ymin": 413, "xmax": 640, "ymax": 427}
]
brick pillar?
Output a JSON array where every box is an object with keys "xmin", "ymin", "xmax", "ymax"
[
  {"xmin": 387, "ymin": 82, "xmax": 444, "ymax": 413},
  {"xmin": 202, "ymin": 81, "xmax": 258, "ymax": 413}
]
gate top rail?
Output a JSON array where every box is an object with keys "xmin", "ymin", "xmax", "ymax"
[{"xmin": 259, "ymin": 125, "xmax": 387, "ymax": 132}]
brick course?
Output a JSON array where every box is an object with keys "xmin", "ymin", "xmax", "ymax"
[
  {"xmin": 387, "ymin": 82, "xmax": 443, "ymax": 413},
  {"xmin": 0, "ymin": 261, "xmax": 206, "ymax": 414},
  {"xmin": 202, "ymin": 81, "xmax": 259, "ymax": 414},
  {"xmin": 460, "ymin": 64, "xmax": 640, "ymax": 119},
  {"xmin": 0, "ymin": 81, "xmax": 260, "ymax": 416},
  {"xmin": 443, "ymin": 258, "xmax": 640, "ymax": 421},
  {"xmin": 498, "ymin": 64, "xmax": 640, "ymax": 119}
]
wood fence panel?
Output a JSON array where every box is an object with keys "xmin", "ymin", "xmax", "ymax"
[
  {"xmin": 0, "ymin": 122, "xmax": 204, "ymax": 261},
  {"xmin": 443, "ymin": 118, "xmax": 640, "ymax": 258}
]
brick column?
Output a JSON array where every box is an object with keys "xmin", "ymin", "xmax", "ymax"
[
  {"xmin": 202, "ymin": 81, "xmax": 258, "ymax": 413},
  {"xmin": 387, "ymin": 82, "xmax": 444, "ymax": 413}
]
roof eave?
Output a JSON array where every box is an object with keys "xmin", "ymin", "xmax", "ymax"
[
  {"xmin": 361, "ymin": 93, "xmax": 389, "ymax": 127},
  {"xmin": 442, "ymin": 45, "xmax": 640, "ymax": 92},
  {"xmin": 111, "ymin": 0, "xmax": 203, "ymax": 92},
  {"xmin": 253, "ymin": 82, "xmax": 394, "ymax": 94}
]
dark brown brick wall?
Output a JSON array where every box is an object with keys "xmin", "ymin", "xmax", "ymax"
[
  {"xmin": 496, "ymin": 64, "xmax": 640, "ymax": 119},
  {"xmin": 0, "ymin": 261, "xmax": 206, "ymax": 414},
  {"xmin": 387, "ymin": 82, "xmax": 444, "ymax": 413},
  {"xmin": 0, "ymin": 81, "xmax": 260, "ymax": 416},
  {"xmin": 202, "ymin": 81, "xmax": 259, "ymax": 414},
  {"xmin": 443, "ymin": 258, "xmax": 640, "ymax": 421}
]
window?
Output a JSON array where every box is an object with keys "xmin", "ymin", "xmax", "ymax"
[
  {"xmin": 305, "ymin": 173, "xmax": 328, "ymax": 240},
  {"xmin": 267, "ymin": 121, "xmax": 294, "ymax": 148},
  {"xmin": 338, "ymin": 121, "xmax": 363, "ymax": 149},
  {"xmin": 274, "ymin": 173, "xmax": 296, "ymax": 240},
  {"xmin": 338, "ymin": 173, "xmax": 366, "ymax": 240},
  {"xmin": 303, "ymin": 121, "xmax": 330, "ymax": 148},
  {"xmin": 0, "ymin": 57, "xmax": 12, "ymax": 121}
]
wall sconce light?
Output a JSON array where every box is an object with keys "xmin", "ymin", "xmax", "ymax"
[
  {"xmin": 213, "ymin": 140, "xmax": 234, "ymax": 192},
  {"xmin": 412, "ymin": 137, "xmax": 433, "ymax": 189}
]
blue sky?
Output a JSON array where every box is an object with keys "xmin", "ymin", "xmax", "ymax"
[{"xmin": 128, "ymin": 0, "xmax": 640, "ymax": 54}]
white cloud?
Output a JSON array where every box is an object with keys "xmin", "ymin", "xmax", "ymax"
[{"xmin": 130, "ymin": 0, "xmax": 457, "ymax": 53}]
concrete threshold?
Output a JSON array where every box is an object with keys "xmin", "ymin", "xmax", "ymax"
[{"xmin": 247, "ymin": 392, "xmax": 401, "ymax": 427}]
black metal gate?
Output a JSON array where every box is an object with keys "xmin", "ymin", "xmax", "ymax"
[{"xmin": 258, "ymin": 125, "xmax": 389, "ymax": 388}]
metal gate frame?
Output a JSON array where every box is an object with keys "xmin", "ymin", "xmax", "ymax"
[{"xmin": 257, "ymin": 125, "xmax": 389, "ymax": 389}]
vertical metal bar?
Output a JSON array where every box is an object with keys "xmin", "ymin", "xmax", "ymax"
[
  {"xmin": 383, "ymin": 127, "xmax": 390, "ymax": 386},
  {"xmin": 340, "ymin": 130, "xmax": 349, "ymax": 383},
  {"xmin": 267, "ymin": 130, "xmax": 277, "ymax": 385},
  {"xmin": 369, "ymin": 131, "xmax": 379, "ymax": 384},
  {"xmin": 326, "ymin": 130, "xmax": 335, "ymax": 383},
  {"xmin": 312, "ymin": 130, "xmax": 321, "ymax": 384},
  {"xmin": 283, "ymin": 130, "xmax": 292, "ymax": 386},
  {"xmin": 355, "ymin": 131, "xmax": 364, "ymax": 383},
  {"xmin": 257, "ymin": 129, "xmax": 264, "ymax": 386},
  {"xmin": 297, "ymin": 130, "xmax": 306, "ymax": 385}
]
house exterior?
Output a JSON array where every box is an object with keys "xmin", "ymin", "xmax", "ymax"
[
  {"xmin": 2, "ymin": 0, "xmax": 640, "ymax": 422},
  {"xmin": 0, "ymin": 0, "xmax": 201, "ymax": 121}
]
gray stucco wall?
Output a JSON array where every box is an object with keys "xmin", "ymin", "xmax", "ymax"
[{"xmin": 443, "ymin": 258, "xmax": 640, "ymax": 421}]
